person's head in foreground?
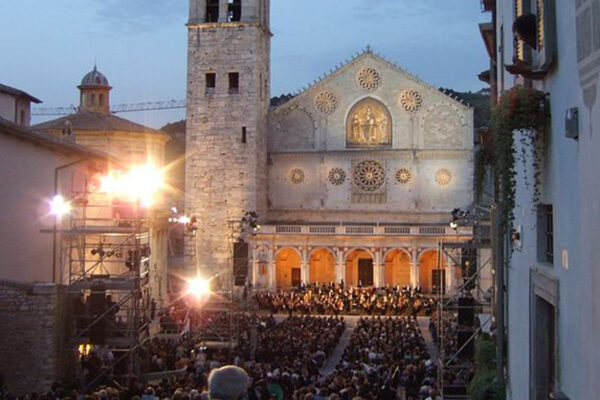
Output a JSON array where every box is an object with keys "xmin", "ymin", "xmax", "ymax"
[{"xmin": 208, "ymin": 365, "xmax": 249, "ymax": 400}]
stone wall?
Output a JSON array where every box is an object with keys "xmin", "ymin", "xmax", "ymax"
[{"xmin": 0, "ymin": 281, "xmax": 70, "ymax": 396}]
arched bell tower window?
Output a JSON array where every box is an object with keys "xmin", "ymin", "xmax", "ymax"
[
  {"xmin": 228, "ymin": 0, "xmax": 242, "ymax": 22},
  {"xmin": 206, "ymin": 0, "xmax": 219, "ymax": 22},
  {"xmin": 346, "ymin": 97, "xmax": 392, "ymax": 148}
]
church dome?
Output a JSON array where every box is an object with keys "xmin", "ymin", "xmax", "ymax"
[{"xmin": 79, "ymin": 65, "xmax": 110, "ymax": 88}]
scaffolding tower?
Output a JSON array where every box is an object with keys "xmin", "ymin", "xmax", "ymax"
[
  {"xmin": 435, "ymin": 216, "xmax": 492, "ymax": 399},
  {"xmin": 58, "ymin": 191, "xmax": 153, "ymax": 390}
]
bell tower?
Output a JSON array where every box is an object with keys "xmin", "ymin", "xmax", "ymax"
[{"xmin": 185, "ymin": 0, "xmax": 271, "ymax": 279}]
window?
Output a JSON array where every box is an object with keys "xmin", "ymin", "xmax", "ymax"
[
  {"xmin": 228, "ymin": 72, "xmax": 239, "ymax": 94},
  {"xmin": 537, "ymin": 204, "xmax": 554, "ymax": 264},
  {"xmin": 509, "ymin": 0, "xmax": 557, "ymax": 78},
  {"xmin": 206, "ymin": 0, "xmax": 219, "ymax": 22},
  {"xmin": 99, "ymin": 93, "xmax": 104, "ymax": 106},
  {"xmin": 205, "ymin": 72, "xmax": 216, "ymax": 95},
  {"xmin": 20, "ymin": 110, "xmax": 25, "ymax": 125},
  {"xmin": 241, "ymin": 126, "xmax": 247, "ymax": 143},
  {"xmin": 90, "ymin": 93, "xmax": 96, "ymax": 106},
  {"xmin": 228, "ymin": 0, "xmax": 241, "ymax": 22}
]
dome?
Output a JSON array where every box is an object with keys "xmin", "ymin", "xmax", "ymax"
[{"xmin": 79, "ymin": 65, "xmax": 110, "ymax": 88}]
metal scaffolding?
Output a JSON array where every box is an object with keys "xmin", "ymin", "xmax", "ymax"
[
  {"xmin": 57, "ymin": 192, "xmax": 153, "ymax": 390},
  {"xmin": 435, "ymin": 230, "xmax": 492, "ymax": 399}
]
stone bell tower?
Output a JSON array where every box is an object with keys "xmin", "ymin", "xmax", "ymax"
[{"xmin": 184, "ymin": 0, "xmax": 270, "ymax": 279}]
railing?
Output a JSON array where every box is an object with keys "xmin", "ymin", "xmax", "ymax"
[
  {"xmin": 309, "ymin": 226, "xmax": 336, "ymax": 234},
  {"xmin": 260, "ymin": 225, "xmax": 472, "ymax": 236}
]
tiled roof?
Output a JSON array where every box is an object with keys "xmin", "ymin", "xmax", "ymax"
[
  {"xmin": 0, "ymin": 117, "xmax": 116, "ymax": 160},
  {"xmin": 32, "ymin": 111, "xmax": 165, "ymax": 136},
  {"xmin": 0, "ymin": 83, "xmax": 42, "ymax": 104}
]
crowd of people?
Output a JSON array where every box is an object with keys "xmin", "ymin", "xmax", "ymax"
[
  {"xmin": 295, "ymin": 316, "xmax": 441, "ymax": 400},
  {"xmin": 255, "ymin": 285, "xmax": 436, "ymax": 316},
  {"xmin": 7, "ymin": 286, "xmax": 457, "ymax": 400}
]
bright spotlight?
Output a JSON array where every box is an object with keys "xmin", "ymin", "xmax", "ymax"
[
  {"xmin": 187, "ymin": 277, "xmax": 210, "ymax": 299},
  {"xmin": 178, "ymin": 215, "xmax": 191, "ymax": 224},
  {"xmin": 50, "ymin": 195, "xmax": 70, "ymax": 216},
  {"xmin": 450, "ymin": 221, "xmax": 459, "ymax": 230},
  {"xmin": 99, "ymin": 163, "xmax": 164, "ymax": 207}
]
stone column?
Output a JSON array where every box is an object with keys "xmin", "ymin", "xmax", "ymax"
[
  {"xmin": 335, "ymin": 248, "xmax": 344, "ymax": 284},
  {"xmin": 218, "ymin": 0, "xmax": 228, "ymax": 22},
  {"xmin": 268, "ymin": 248, "xmax": 276, "ymax": 290},
  {"xmin": 411, "ymin": 247, "xmax": 419, "ymax": 288},
  {"xmin": 251, "ymin": 246, "xmax": 259, "ymax": 286},
  {"xmin": 301, "ymin": 247, "xmax": 309, "ymax": 284},
  {"xmin": 373, "ymin": 248, "xmax": 382, "ymax": 287}
]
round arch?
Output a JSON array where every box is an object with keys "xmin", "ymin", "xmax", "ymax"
[
  {"xmin": 309, "ymin": 248, "xmax": 336, "ymax": 285},
  {"xmin": 274, "ymin": 247, "xmax": 302, "ymax": 289},
  {"xmin": 418, "ymin": 249, "xmax": 447, "ymax": 293},
  {"xmin": 383, "ymin": 247, "xmax": 410, "ymax": 260},
  {"xmin": 384, "ymin": 249, "xmax": 411, "ymax": 288},
  {"xmin": 345, "ymin": 248, "xmax": 374, "ymax": 287}
]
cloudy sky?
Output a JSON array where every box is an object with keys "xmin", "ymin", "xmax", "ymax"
[{"xmin": 1, "ymin": 0, "xmax": 491, "ymax": 128}]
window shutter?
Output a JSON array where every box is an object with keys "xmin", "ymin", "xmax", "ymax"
[
  {"xmin": 536, "ymin": 0, "xmax": 558, "ymax": 69},
  {"xmin": 515, "ymin": 0, "xmax": 525, "ymax": 61}
]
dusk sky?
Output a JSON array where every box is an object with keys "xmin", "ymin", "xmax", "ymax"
[{"xmin": 1, "ymin": 0, "xmax": 490, "ymax": 128}]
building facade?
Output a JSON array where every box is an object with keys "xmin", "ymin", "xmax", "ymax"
[
  {"xmin": 33, "ymin": 68, "xmax": 171, "ymax": 306},
  {"xmin": 184, "ymin": 0, "xmax": 476, "ymax": 293},
  {"xmin": 0, "ymin": 83, "xmax": 41, "ymax": 126},
  {"xmin": 485, "ymin": 0, "xmax": 600, "ymax": 398}
]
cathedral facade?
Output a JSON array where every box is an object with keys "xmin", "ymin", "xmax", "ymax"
[{"xmin": 185, "ymin": 0, "xmax": 474, "ymax": 293}]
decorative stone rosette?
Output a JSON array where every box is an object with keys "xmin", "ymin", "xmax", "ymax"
[
  {"xmin": 435, "ymin": 168, "xmax": 452, "ymax": 186},
  {"xmin": 353, "ymin": 160, "xmax": 385, "ymax": 192},
  {"xmin": 357, "ymin": 67, "xmax": 381, "ymax": 90},
  {"xmin": 395, "ymin": 168, "xmax": 413, "ymax": 184},
  {"xmin": 314, "ymin": 91, "xmax": 339, "ymax": 114},
  {"xmin": 400, "ymin": 89, "xmax": 423, "ymax": 112},
  {"xmin": 289, "ymin": 168, "xmax": 305, "ymax": 184},
  {"xmin": 328, "ymin": 168, "xmax": 346, "ymax": 185}
]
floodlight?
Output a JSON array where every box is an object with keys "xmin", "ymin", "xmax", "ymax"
[
  {"xmin": 187, "ymin": 277, "xmax": 210, "ymax": 299},
  {"xmin": 50, "ymin": 195, "xmax": 70, "ymax": 216}
]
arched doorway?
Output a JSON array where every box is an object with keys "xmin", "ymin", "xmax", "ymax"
[
  {"xmin": 419, "ymin": 250, "xmax": 446, "ymax": 293},
  {"xmin": 309, "ymin": 248, "xmax": 335, "ymax": 285},
  {"xmin": 275, "ymin": 248, "xmax": 301, "ymax": 289},
  {"xmin": 345, "ymin": 249, "xmax": 374, "ymax": 287},
  {"xmin": 384, "ymin": 249, "xmax": 411, "ymax": 287}
]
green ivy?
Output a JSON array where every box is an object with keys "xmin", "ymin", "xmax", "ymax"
[
  {"xmin": 474, "ymin": 148, "xmax": 487, "ymax": 201},
  {"xmin": 467, "ymin": 337, "xmax": 505, "ymax": 400},
  {"xmin": 490, "ymin": 86, "xmax": 550, "ymax": 232}
]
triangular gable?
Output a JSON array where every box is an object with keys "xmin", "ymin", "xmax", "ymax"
[{"xmin": 270, "ymin": 46, "xmax": 471, "ymax": 113}]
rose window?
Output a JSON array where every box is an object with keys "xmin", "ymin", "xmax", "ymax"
[
  {"xmin": 289, "ymin": 168, "xmax": 305, "ymax": 184},
  {"xmin": 315, "ymin": 91, "xmax": 339, "ymax": 114},
  {"xmin": 353, "ymin": 160, "xmax": 385, "ymax": 192},
  {"xmin": 357, "ymin": 67, "xmax": 381, "ymax": 90},
  {"xmin": 328, "ymin": 168, "xmax": 346, "ymax": 185},
  {"xmin": 435, "ymin": 168, "xmax": 452, "ymax": 186},
  {"xmin": 400, "ymin": 89, "xmax": 423, "ymax": 112},
  {"xmin": 395, "ymin": 168, "xmax": 413, "ymax": 184}
]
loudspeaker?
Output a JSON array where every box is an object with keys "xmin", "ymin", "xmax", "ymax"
[
  {"xmin": 457, "ymin": 329, "xmax": 474, "ymax": 359},
  {"xmin": 233, "ymin": 240, "xmax": 249, "ymax": 286},
  {"xmin": 88, "ymin": 285, "xmax": 106, "ymax": 344},
  {"xmin": 89, "ymin": 319, "xmax": 106, "ymax": 345},
  {"xmin": 458, "ymin": 296, "xmax": 475, "ymax": 326}
]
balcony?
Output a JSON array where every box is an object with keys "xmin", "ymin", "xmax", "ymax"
[{"xmin": 259, "ymin": 224, "xmax": 472, "ymax": 237}]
